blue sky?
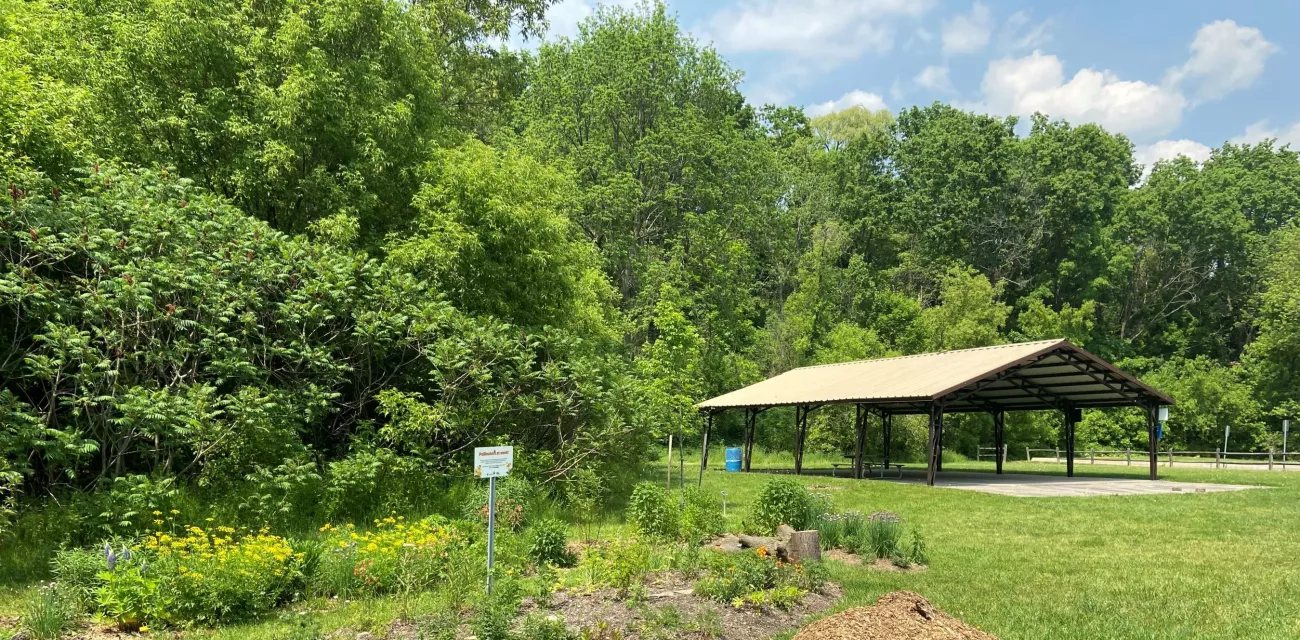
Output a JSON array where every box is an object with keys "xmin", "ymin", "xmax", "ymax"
[{"xmin": 534, "ymin": 0, "xmax": 1300, "ymax": 169}]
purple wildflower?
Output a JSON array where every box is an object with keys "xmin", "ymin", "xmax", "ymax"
[{"xmin": 104, "ymin": 543, "xmax": 117, "ymax": 570}]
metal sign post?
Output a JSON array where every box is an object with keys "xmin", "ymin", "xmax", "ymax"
[
  {"xmin": 1284, "ymin": 420, "xmax": 1290, "ymax": 461},
  {"xmin": 474, "ymin": 446, "xmax": 514, "ymax": 595},
  {"xmin": 1223, "ymin": 424, "xmax": 1231, "ymax": 456}
]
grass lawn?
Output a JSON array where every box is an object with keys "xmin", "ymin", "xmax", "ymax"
[{"xmin": 697, "ymin": 460, "xmax": 1300, "ymax": 640}]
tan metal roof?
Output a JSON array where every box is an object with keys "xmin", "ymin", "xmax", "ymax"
[{"xmin": 697, "ymin": 339, "xmax": 1174, "ymax": 413}]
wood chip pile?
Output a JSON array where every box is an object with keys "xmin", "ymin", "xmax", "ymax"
[{"xmin": 793, "ymin": 591, "xmax": 997, "ymax": 640}]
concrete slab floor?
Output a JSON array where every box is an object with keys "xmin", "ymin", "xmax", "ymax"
[{"xmin": 873, "ymin": 470, "xmax": 1261, "ymax": 498}]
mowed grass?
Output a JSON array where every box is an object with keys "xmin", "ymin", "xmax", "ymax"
[{"xmin": 696, "ymin": 459, "xmax": 1300, "ymax": 640}]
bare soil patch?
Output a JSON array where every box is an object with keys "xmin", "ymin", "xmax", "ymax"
[
  {"xmin": 793, "ymin": 591, "xmax": 996, "ymax": 640},
  {"xmin": 527, "ymin": 571, "xmax": 842, "ymax": 640}
]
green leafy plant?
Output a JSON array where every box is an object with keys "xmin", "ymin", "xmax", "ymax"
[
  {"xmin": 579, "ymin": 622, "xmax": 624, "ymax": 640},
  {"xmin": 906, "ymin": 528, "xmax": 929, "ymax": 566},
  {"xmin": 628, "ymin": 483, "xmax": 677, "ymax": 538},
  {"xmin": 52, "ymin": 546, "xmax": 109, "ymax": 612},
  {"xmin": 679, "ymin": 486, "xmax": 725, "ymax": 543},
  {"xmin": 693, "ymin": 550, "xmax": 779, "ymax": 604},
  {"xmin": 738, "ymin": 585, "xmax": 804, "ymax": 610},
  {"xmin": 469, "ymin": 579, "xmax": 521, "ymax": 640},
  {"xmin": 751, "ymin": 478, "xmax": 814, "ymax": 533},
  {"xmin": 634, "ymin": 605, "xmax": 685, "ymax": 640},
  {"xmin": 528, "ymin": 518, "xmax": 574, "ymax": 568},
  {"xmin": 594, "ymin": 539, "xmax": 651, "ymax": 595},
  {"xmin": 415, "ymin": 608, "xmax": 460, "ymax": 640},
  {"xmin": 519, "ymin": 613, "xmax": 575, "ymax": 640}
]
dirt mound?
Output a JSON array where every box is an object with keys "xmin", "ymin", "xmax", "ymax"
[{"xmin": 793, "ymin": 591, "xmax": 997, "ymax": 640}]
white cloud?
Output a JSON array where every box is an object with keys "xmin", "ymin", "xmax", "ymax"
[
  {"xmin": 806, "ymin": 90, "xmax": 888, "ymax": 117},
  {"xmin": 914, "ymin": 65, "xmax": 953, "ymax": 92},
  {"xmin": 999, "ymin": 10, "xmax": 1050, "ymax": 51},
  {"xmin": 700, "ymin": 0, "xmax": 934, "ymax": 68},
  {"xmin": 1135, "ymin": 139, "xmax": 1213, "ymax": 176},
  {"xmin": 889, "ymin": 77, "xmax": 906, "ymax": 102},
  {"xmin": 977, "ymin": 50, "xmax": 1187, "ymax": 137},
  {"xmin": 1166, "ymin": 20, "xmax": 1278, "ymax": 103},
  {"xmin": 1231, "ymin": 120, "xmax": 1300, "ymax": 148},
  {"xmin": 543, "ymin": 0, "xmax": 598, "ymax": 39},
  {"xmin": 942, "ymin": 1, "xmax": 993, "ymax": 55}
]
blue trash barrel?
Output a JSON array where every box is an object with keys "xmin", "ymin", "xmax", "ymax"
[{"xmin": 725, "ymin": 447, "xmax": 743, "ymax": 472}]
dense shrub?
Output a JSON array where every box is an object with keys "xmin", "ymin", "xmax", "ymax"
[
  {"xmin": 528, "ymin": 518, "xmax": 574, "ymax": 568},
  {"xmin": 463, "ymin": 477, "xmax": 537, "ymax": 531},
  {"xmin": 0, "ymin": 166, "xmax": 651, "ymax": 518},
  {"xmin": 313, "ymin": 517, "xmax": 469, "ymax": 597},
  {"xmin": 751, "ymin": 479, "xmax": 815, "ymax": 533},
  {"xmin": 679, "ymin": 486, "xmax": 725, "ymax": 543},
  {"xmin": 628, "ymin": 483, "xmax": 677, "ymax": 539}
]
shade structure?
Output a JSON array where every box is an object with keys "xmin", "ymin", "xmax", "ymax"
[{"xmin": 695, "ymin": 339, "xmax": 1173, "ymax": 486}]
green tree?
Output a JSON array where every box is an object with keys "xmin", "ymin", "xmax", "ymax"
[
  {"xmin": 1246, "ymin": 225, "xmax": 1300, "ymax": 419},
  {"xmin": 386, "ymin": 140, "xmax": 618, "ymax": 334},
  {"xmin": 7, "ymin": 0, "xmax": 550, "ymax": 236}
]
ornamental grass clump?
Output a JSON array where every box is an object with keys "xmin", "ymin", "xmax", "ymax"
[
  {"xmin": 22, "ymin": 584, "xmax": 73, "ymax": 640},
  {"xmin": 314, "ymin": 515, "xmax": 470, "ymax": 597},
  {"xmin": 861, "ymin": 511, "xmax": 903, "ymax": 560},
  {"xmin": 815, "ymin": 510, "xmax": 865, "ymax": 550}
]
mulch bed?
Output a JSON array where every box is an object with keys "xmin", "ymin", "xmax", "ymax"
[
  {"xmin": 793, "ymin": 591, "xmax": 997, "ymax": 640},
  {"xmin": 524, "ymin": 571, "xmax": 843, "ymax": 640}
]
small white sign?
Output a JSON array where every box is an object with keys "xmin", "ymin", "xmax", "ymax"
[{"xmin": 474, "ymin": 446, "xmax": 514, "ymax": 479}]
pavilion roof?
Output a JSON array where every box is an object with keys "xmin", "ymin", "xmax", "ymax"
[{"xmin": 696, "ymin": 339, "xmax": 1174, "ymax": 414}]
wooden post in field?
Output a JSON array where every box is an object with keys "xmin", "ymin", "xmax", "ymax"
[
  {"xmin": 699, "ymin": 412, "xmax": 713, "ymax": 486},
  {"xmin": 1126, "ymin": 449, "xmax": 1131, "ymax": 466},
  {"xmin": 1146, "ymin": 404, "xmax": 1159, "ymax": 481},
  {"xmin": 666, "ymin": 434, "xmax": 673, "ymax": 489}
]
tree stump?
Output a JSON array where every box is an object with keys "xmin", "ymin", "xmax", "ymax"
[{"xmin": 787, "ymin": 529, "xmax": 821, "ymax": 563}]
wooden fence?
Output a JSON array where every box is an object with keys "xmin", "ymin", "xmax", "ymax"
[{"xmin": 1023, "ymin": 447, "xmax": 1300, "ymax": 470}]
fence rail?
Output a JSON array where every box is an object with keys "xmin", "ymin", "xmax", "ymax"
[
  {"xmin": 1023, "ymin": 447, "xmax": 1300, "ymax": 470},
  {"xmin": 976, "ymin": 445, "xmax": 1008, "ymax": 464}
]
